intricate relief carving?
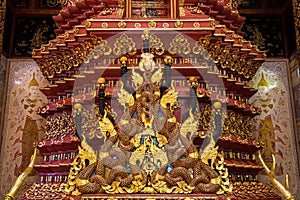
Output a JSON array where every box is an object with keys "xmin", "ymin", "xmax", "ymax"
[
  {"xmin": 66, "ymin": 44, "xmax": 224, "ymax": 195},
  {"xmin": 175, "ymin": 21, "xmax": 183, "ymax": 28},
  {"xmin": 118, "ymin": 21, "xmax": 126, "ymax": 28},
  {"xmin": 113, "ymin": 34, "xmax": 137, "ymax": 56},
  {"xmin": 148, "ymin": 21, "xmax": 157, "ymax": 29},
  {"xmin": 188, "ymin": 6, "xmax": 204, "ymax": 14},
  {"xmin": 149, "ymin": 33, "xmax": 164, "ymax": 55},
  {"xmin": 195, "ymin": 35, "xmax": 263, "ymax": 79},
  {"xmin": 44, "ymin": 112, "xmax": 76, "ymax": 139},
  {"xmin": 168, "ymin": 34, "xmax": 191, "ymax": 55},
  {"xmin": 85, "ymin": 36, "xmax": 112, "ymax": 62}
]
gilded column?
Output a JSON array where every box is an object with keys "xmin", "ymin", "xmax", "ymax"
[{"xmin": 0, "ymin": 0, "xmax": 6, "ymax": 56}]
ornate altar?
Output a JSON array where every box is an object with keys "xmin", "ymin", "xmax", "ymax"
[{"xmin": 7, "ymin": 0, "xmax": 295, "ymax": 199}]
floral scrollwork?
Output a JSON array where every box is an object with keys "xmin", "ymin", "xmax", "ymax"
[
  {"xmin": 113, "ymin": 33, "xmax": 137, "ymax": 56},
  {"xmin": 168, "ymin": 34, "xmax": 191, "ymax": 55}
]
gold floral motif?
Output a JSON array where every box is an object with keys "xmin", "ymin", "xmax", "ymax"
[
  {"xmin": 245, "ymin": 24, "xmax": 266, "ymax": 50},
  {"xmin": 148, "ymin": 21, "xmax": 157, "ymax": 28},
  {"xmin": 42, "ymin": 0, "xmax": 72, "ymax": 7},
  {"xmin": 101, "ymin": 22, "xmax": 108, "ymax": 28},
  {"xmin": 175, "ymin": 21, "xmax": 183, "ymax": 28},
  {"xmin": 152, "ymin": 179, "xmax": 194, "ymax": 194},
  {"xmin": 149, "ymin": 33, "xmax": 164, "ymax": 55},
  {"xmin": 40, "ymin": 40, "xmax": 90, "ymax": 78},
  {"xmin": 188, "ymin": 6, "xmax": 204, "ymax": 14},
  {"xmin": 193, "ymin": 22, "xmax": 200, "ymax": 28},
  {"xmin": 102, "ymin": 175, "xmax": 146, "ymax": 194},
  {"xmin": 118, "ymin": 21, "xmax": 126, "ymax": 28},
  {"xmin": 113, "ymin": 33, "xmax": 137, "ymax": 56},
  {"xmin": 134, "ymin": 23, "xmax": 142, "ymax": 28},
  {"xmin": 168, "ymin": 34, "xmax": 191, "ymax": 55}
]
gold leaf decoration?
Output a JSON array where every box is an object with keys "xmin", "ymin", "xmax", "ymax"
[
  {"xmin": 132, "ymin": 68, "xmax": 144, "ymax": 88},
  {"xmin": 149, "ymin": 33, "xmax": 164, "ymax": 55},
  {"xmin": 151, "ymin": 65, "xmax": 163, "ymax": 84},
  {"xmin": 118, "ymin": 81, "xmax": 135, "ymax": 111},
  {"xmin": 181, "ymin": 109, "xmax": 199, "ymax": 140},
  {"xmin": 168, "ymin": 34, "xmax": 191, "ymax": 55},
  {"xmin": 113, "ymin": 34, "xmax": 137, "ymax": 56},
  {"xmin": 65, "ymin": 136, "xmax": 96, "ymax": 196}
]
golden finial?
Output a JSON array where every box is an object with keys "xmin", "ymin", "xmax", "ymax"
[
  {"xmin": 188, "ymin": 77, "xmax": 198, "ymax": 87},
  {"xmin": 73, "ymin": 103, "xmax": 83, "ymax": 113},
  {"xmin": 141, "ymin": 29, "xmax": 150, "ymax": 40},
  {"xmin": 257, "ymin": 72, "xmax": 269, "ymax": 88},
  {"xmin": 28, "ymin": 72, "xmax": 39, "ymax": 89},
  {"xmin": 98, "ymin": 77, "xmax": 106, "ymax": 84},
  {"xmin": 98, "ymin": 77, "xmax": 106, "ymax": 89},
  {"xmin": 74, "ymin": 103, "xmax": 82, "ymax": 110},
  {"xmin": 213, "ymin": 101, "xmax": 222, "ymax": 109},
  {"xmin": 119, "ymin": 56, "xmax": 128, "ymax": 66},
  {"xmin": 164, "ymin": 56, "xmax": 173, "ymax": 65}
]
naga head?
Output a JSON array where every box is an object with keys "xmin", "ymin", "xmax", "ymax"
[{"xmin": 161, "ymin": 85, "xmax": 179, "ymax": 111}]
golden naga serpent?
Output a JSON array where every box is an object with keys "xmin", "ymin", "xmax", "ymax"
[{"xmin": 72, "ymin": 73, "xmax": 222, "ymax": 194}]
